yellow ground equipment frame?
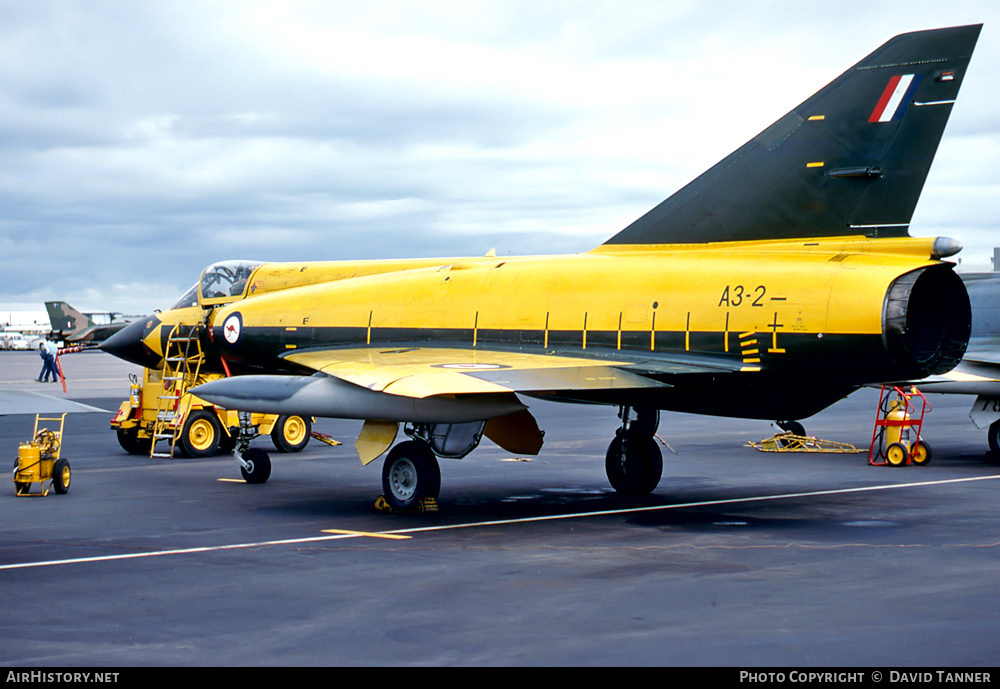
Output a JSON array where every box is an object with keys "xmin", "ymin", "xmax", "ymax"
[
  {"xmin": 748, "ymin": 433, "xmax": 863, "ymax": 454},
  {"xmin": 111, "ymin": 367, "xmax": 317, "ymax": 458},
  {"xmin": 13, "ymin": 414, "xmax": 71, "ymax": 496}
]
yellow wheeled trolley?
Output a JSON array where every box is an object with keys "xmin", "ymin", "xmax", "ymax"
[{"xmin": 13, "ymin": 414, "xmax": 71, "ymax": 496}]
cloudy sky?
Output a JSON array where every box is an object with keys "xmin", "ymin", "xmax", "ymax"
[{"xmin": 2, "ymin": 0, "xmax": 999, "ymax": 317}]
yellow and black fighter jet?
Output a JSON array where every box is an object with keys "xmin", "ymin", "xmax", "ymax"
[{"xmin": 102, "ymin": 25, "xmax": 980, "ymax": 510}]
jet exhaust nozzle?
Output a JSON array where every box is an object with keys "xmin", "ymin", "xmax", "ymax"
[{"xmin": 883, "ymin": 265, "xmax": 971, "ymax": 378}]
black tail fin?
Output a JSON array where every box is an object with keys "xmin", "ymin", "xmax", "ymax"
[{"xmin": 604, "ymin": 24, "xmax": 981, "ymax": 246}]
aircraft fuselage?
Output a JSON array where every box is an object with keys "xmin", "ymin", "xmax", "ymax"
[{"xmin": 106, "ymin": 235, "xmax": 969, "ymax": 421}]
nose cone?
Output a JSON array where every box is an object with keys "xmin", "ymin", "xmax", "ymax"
[{"xmin": 100, "ymin": 316, "xmax": 162, "ymax": 368}]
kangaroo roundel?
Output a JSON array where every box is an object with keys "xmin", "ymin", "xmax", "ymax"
[{"xmin": 223, "ymin": 312, "xmax": 242, "ymax": 345}]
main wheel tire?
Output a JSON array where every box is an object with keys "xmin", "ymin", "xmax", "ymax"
[
  {"xmin": 631, "ymin": 408, "xmax": 660, "ymax": 437},
  {"xmin": 116, "ymin": 426, "xmax": 148, "ymax": 455},
  {"xmin": 886, "ymin": 442, "xmax": 909, "ymax": 467},
  {"xmin": 52, "ymin": 458, "xmax": 71, "ymax": 494},
  {"xmin": 911, "ymin": 440, "xmax": 932, "ymax": 466},
  {"xmin": 240, "ymin": 448, "xmax": 271, "ymax": 484},
  {"xmin": 271, "ymin": 415, "xmax": 311, "ymax": 453},
  {"xmin": 605, "ymin": 430, "xmax": 663, "ymax": 494},
  {"xmin": 778, "ymin": 420, "xmax": 806, "ymax": 437},
  {"xmin": 988, "ymin": 420, "xmax": 1000, "ymax": 460},
  {"xmin": 179, "ymin": 410, "xmax": 221, "ymax": 458},
  {"xmin": 777, "ymin": 420, "xmax": 806, "ymax": 447},
  {"xmin": 381, "ymin": 441, "xmax": 441, "ymax": 512}
]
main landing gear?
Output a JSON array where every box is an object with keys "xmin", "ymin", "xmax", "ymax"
[
  {"xmin": 375, "ymin": 408, "xmax": 667, "ymax": 511},
  {"xmin": 381, "ymin": 409, "xmax": 667, "ymax": 510},
  {"xmin": 605, "ymin": 406, "xmax": 663, "ymax": 494},
  {"xmin": 378, "ymin": 421, "xmax": 483, "ymax": 512},
  {"xmin": 986, "ymin": 420, "xmax": 1000, "ymax": 466},
  {"xmin": 776, "ymin": 420, "xmax": 805, "ymax": 437},
  {"xmin": 380, "ymin": 440, "xmax": 442, "ymax": 512},
  {"xmin": 230, "ymin": 407, "xmax": 672, "ymax": 509},
  {"xmin": 774, "ymin": 420, "xmax": 807, "ymax": 448}
]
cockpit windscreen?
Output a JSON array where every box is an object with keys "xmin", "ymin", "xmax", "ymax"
[{"xmin": 199, "ymin": 261, "xmax": 263, "ymax": 302}]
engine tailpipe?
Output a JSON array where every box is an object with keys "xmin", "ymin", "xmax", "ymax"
[{"xmin": 883, "ymin": 265, "xmax": 970, "ymax": 379}]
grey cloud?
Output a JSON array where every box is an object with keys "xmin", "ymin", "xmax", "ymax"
[{"xmin": 2, "ymin": 1, "xmax": 1000, "ymax": 314}]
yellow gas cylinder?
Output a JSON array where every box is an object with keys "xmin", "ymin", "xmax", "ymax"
[
  {"xmin": 885, "ymin": 398, "xmax": 911, "ymax": 448},
  {"xmin": 129, "ymin": 377, "xmax": 141, "ymax": 408},
  {"xmin": 15, "ymin": 443, "xmax": 42, "ymax": 484}
]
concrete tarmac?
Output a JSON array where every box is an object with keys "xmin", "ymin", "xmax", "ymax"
[{"xmin": 1, "ymin": 350, "xmax": 998, "ymax": 667}]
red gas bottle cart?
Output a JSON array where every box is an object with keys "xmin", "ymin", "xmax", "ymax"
[{"xmin": 868, "ymin": 385, "xmax": 932, "ymax": 467}]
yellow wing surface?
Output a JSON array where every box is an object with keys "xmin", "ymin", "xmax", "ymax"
[{"xmin": 282, "ymin": 346, "xmax": 738, "ymax": 399}]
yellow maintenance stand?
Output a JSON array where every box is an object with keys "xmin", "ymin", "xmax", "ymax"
[
  {"xmin": 110, "ymin": 367, "xmax": 314, "ymax": 458},
  {"xmin": 13, "ymin": 414, "xmax": 71, "ymax": 496},
  {"xmin": 110, "ymin": 323, "xmax": 316, "ymax": 459}
]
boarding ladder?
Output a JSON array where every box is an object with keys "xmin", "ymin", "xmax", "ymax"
[{"xmin": 150, "ymin": 323, "xmax": 205, "ymax": 458}]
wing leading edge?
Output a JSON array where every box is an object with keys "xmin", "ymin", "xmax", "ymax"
[
  {"xmin": 193, "ymin": 345, "xmax": 744, "ymax": 422},
  {"xmin": 280, "ymin": 346, "xmax": 748, "ymax": 398}
]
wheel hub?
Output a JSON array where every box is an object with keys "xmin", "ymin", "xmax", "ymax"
[
  {"xmin": 284, "ymin": 417, "xmax": 306, "ymax": 444},
  {"xmin": 190, "ymin": 420, "xmax": 214, "ymax": 450},
  {"xmin": 388, "ymin": 458, "xmax": 418, "ymax": 500}
]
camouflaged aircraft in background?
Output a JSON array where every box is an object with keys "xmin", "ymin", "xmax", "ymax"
[{"xmin": 45, "ymin": 301, "xmax": 137, "ymax": 346}]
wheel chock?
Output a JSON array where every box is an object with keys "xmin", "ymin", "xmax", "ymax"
[
  {"xmin": 309, "ymin": 431, "xmax": 341, "ymax": 447},
  {"xmin": 374, "ymin": 495, "xmax": 439, "ymax": 514}
]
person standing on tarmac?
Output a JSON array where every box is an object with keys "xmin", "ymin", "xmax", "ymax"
[
  {"xmin": 45, "ymin": 338, "xmax": 61, "ymax": 382},
  {"xmin": 37, "ymin": 338, "xmax": 60, "ymax": 383},
  {"xmin": 37, "ymin": 342, "xmax": 52, "ymax": 382}
]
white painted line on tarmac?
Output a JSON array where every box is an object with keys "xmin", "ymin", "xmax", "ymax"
[
  {"xmin": 393, "ymin": 474, "xmax": 1000, "ymax": 536},
  {"xmin": 2, "ymin": 474, "xmax": 998, "ymax": 571}
]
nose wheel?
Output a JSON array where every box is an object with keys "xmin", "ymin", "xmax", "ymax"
[{"xmin": 239, "ymin": 447, "xmax": 271, "ymax": 484}]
